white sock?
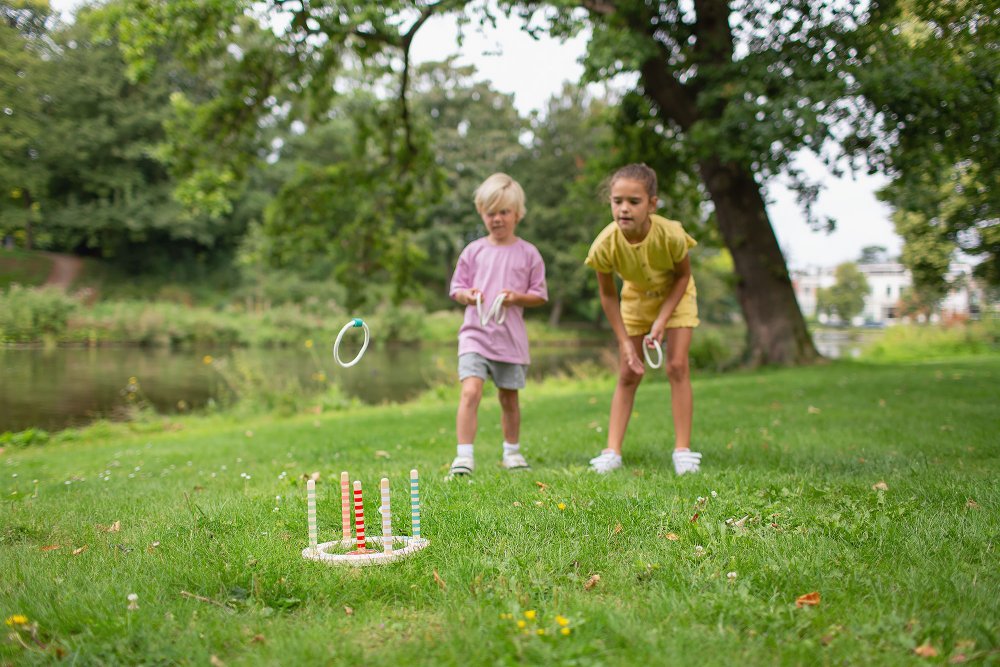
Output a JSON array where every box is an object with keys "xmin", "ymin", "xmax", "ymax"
[
  {"xmin": 503, "ymin": 442, "xmax": 520, "ymax": 456},
  {"xmin": 457, "ymin": 444, "xmax": 474, "ymax": 458}
]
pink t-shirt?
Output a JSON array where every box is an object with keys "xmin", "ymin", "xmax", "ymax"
[{"xmin": 449, "ymin": 237, "xmax": 548, "ymax": 364}]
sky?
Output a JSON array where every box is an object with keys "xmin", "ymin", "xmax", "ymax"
[{"xmin": 51, "ymin": 0, "xmax": 902, "ymax": 269}]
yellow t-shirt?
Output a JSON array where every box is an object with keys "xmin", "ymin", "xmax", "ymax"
[{"xmin": 585, "ymin": 214, "xmax": 700, "ymax": 334}]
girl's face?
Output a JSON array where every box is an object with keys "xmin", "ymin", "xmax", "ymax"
[
  {"xmin": 610, "ymin": 178, "xmax": 657, "ymax": 239},
  {"xmin": 480, "ymin": 206, "xmax": 520, "ymax": 244}
]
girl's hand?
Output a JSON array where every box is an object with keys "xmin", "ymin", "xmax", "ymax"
[
  {"xmin": 621, "ymin": 341, "xmax": 645, "ymax": 376},
  {"xmin": 648, "ymin": 320, "xmax": 666, "ymax": 347}
]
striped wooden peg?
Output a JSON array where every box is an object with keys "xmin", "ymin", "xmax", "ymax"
[
  {"xmin": 306, "ymin": 478, "xmax": 318, "ymax": 551},
  {"xmin": 410, "ymin": 469, "xmax": 421, "ymax": 540},
  {"xmin": 380, "ymin": 478, "xmax": 392, "ymax": 554},
  {"xmin": 353, "ymin": 480, "xmax": 366, "ymax": 551},
  {"xmin": 340, "ymin": 471, "xmax": 351, "ymax": 541}
]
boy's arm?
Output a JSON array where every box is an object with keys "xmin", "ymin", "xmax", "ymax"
[
  {"xmin": 500, "ymin": 291, "xmax": 546, "ymax": 308},
  {"xmin": 449, "ymin": 251, "xmax": 481, "ymax": 306},
  {"xmin": 648, "ymin": 256, "xmax": 691, "ymax": 344},
  {"xmin": 596, "ymin": 271, "xmax": 644, "ymax": 376}
]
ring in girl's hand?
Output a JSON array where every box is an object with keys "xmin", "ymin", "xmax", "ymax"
[
  {"xmin": 643, "ymin": 335, "xmax": 663, "ymax": 369},
  {"xmin": 333, "ymin": 318, "xmax": 370, "ymax": 367},
  {"xmin": 475, "ymin": 293, "xmax": 507, "ymax": 327}
]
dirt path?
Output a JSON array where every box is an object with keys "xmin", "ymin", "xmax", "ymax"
[{"xmin": 43, "ymin": 252, "xmax": 84, "ymax": 289}]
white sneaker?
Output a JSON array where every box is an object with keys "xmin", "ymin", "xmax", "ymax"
[
  {"xmin": 448, "ymin": 455, "xmax": 475, "ymax": 476},
  {"xmin": 589, "ymin": 450, "xmax": 622, "ymax": 474},
  {"xmin": 672, "ymin": 449, "xmax": 702, "ymax": 475},
  {"xmin": 501, "ymin": 452, "xmax": 531, "ymax": 471}
]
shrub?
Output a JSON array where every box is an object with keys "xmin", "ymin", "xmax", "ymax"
[{"xmin": 0, "ymin": 285, "xmax": 78, "ymax": 343}]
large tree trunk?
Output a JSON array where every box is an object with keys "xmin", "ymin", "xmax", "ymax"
[
  {"xmin": 23, "ymin": 188, "xmax": 34, "ymax": 250},
  {"xmin": 547, "ymin": 297, "xmax": 564, "ymax": 327},
  {"xmin": 698, "ymin": 157, "xmax": 819, "ymax": 364}
]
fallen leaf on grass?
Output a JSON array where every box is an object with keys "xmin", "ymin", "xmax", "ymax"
[
  {"xmin": 210, "ymin": 656, "xmax": 225, "ymax": 667},
  {"xmin": 374, "ymin": 450, "xmax": 390, "ymax": 459},
  {"xmin": 872, "ymin": 481, "xmax": 889, "ymax": 491},
  {"xmin": 40, "ymin": 544, "xmax": 61, "ymax": 552},
  {"xmin": 535, "ymin": 481, "xmax": 549, "ymax": 491},
  {"xmin": 344, "ymin": 606, "xmax": 353, "ymax": 616},
  {"xmin": 734, "ymin": 515, "xmax": 749, "ymax": 528},
  {"xmin": 250, "ymin": 634, "xmax": 266, "ymax": 644},
  {"xmin": 72, "ymin": 546, "xmax": 87, "ymax": 556},
  {"xmin": 97, "ymin": 521, "xmax": 121, "ymax": 533},
  {"xmin": 807, "ymin": 406, "xmax": 821, "ymax": 414},
  {"xmin": 300, "ymin": 472, "xmax": 320, "ymax": 482},
  {"xmin": 795, "ymin": 592, "xmax": 820, "ymax": 607},
  {"xmin": 950, "ymin": 654, "xmax": 968, "ymax": 664},
  {"xmin": 690, "ymin": 512, "xmax": 699, "ymax": 523},
  {"xmin": 913, "ymin": 642, "xmax": 938, "ymax": 658},
  {"xmin": 663, "ymin": 533, "xmax": 679, "ymax": 541},
  {"xmin": 433, "ymin": 570, "xmax": 446, "ymax": 590},
  {"xmin": 611, "ymin": 523, "xmax": 622, "ymax": 535},
  {"xmin": 965, "ymin": 499, "xmax": 980, "ymax": 509},
  {"xmin": 584, "ymin": 574, "xmax": 601, "ymax": 591}
]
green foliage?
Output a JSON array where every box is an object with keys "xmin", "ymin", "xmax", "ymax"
[
  {"xmin": 861, "ymin": 321, "xmax": 1000, "ymax": 362},
  {"xmin": 0, "ymin": 285, "xmax": 78, "ymax": 342},
  {"xmin": 816, "ymin": 263, "xmax": 869, "ymax": 324},
  {"xmin": 0, "ymin": 427, "xmax": 49, "ymax": 448},
  {"xmin": 860, "ymin": 0, "xmax": 1000, "ymax": 287}
]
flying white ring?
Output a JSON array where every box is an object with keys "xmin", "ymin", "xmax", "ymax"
[
  {"xmin": 333, "ymin": 318, "xmax": 370, "ymax": 367},
  {"xmin": 643, "ymin": 335, "xmax": 663, "ymax": 369},
  {"xmin": 475, "ymin": 292, "xmax": 507, "ymax": 326}
]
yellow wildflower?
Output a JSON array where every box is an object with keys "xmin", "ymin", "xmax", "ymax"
[
  {"xmin": 5, "ymin": 614, "xmax": 28, "ymax": 626},
  {"xmin": 202, "ymin": 355, "xmax": 213, "ymax": 365},
  {"xmin": 537, "ymin": 629, "xmax": 546, "ymax": 636},
  {"xmin": 305, "ymin": 339, "xmax": 314, "ymax": 349},
  {"xmin": 555, "ymin": 615, "xmax": 569, "ymax": 627},
  {"xmin": 557, "ymin": 502, "xmax": 566, "ymax": 511},
  {"xmin": 516, "ymin": 620, "xmax": 526, "ymax": 629},
  {"xmin": 561, "ymin": 627, "xmax": 571, "ymax": 636},
  {"xmin": 524, "ymin": 610, "xmax": 536, "ymax": 620}
]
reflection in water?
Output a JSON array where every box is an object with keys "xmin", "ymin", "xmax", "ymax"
[{"xmin": 0, "ymin": 345, "xmax": 607, "ymax": 433}]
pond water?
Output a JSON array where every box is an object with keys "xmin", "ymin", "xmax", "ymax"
[
  {"xmin": 0, "ymin": 331, "xmax": 877, "ymax": 434},
  {"xmin": 0, "ymin": 344, "xmax": 609, "ymax": 433}
]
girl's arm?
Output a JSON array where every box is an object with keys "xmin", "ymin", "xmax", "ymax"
[
  {"xmin": 648, "ymin": 256, "xmax": 692, "ymax": 344},
  {"xmin": 596, "ymin": 271, "xmax": 644, "ymax": 376}
]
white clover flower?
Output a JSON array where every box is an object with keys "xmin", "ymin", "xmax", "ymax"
[
  {"xmin": 127, "ymin": 593, "xmax": 139, "ymax": 611},
  {"xmin": 711, "ymin": 491, "xmax": 718, "ymax": 498},
  {"xmin": 727, "ymin": 571, "xmax": 737, "ymax": 580}
]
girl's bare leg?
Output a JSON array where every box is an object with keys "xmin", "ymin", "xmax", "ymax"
[
  {"xmin": 606, "ymin": 335, "xmax": 646, "ymax": 455},
  {"xmin": 665, "ymin": 328, "xmax": 693, "ymax": 450}
]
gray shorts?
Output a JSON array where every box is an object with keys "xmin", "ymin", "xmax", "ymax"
[{"xmin": 458, "ymin": 352, "xmax": 526, "ymax": 390}]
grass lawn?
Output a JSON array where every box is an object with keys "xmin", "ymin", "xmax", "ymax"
[{"xmin": 1, "ymin": 357, "xmax": 997, "ymax": 665}]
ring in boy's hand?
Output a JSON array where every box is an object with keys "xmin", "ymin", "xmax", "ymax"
[
  {"xmin": 643, "ymin": 335, "xmax": 663, "ymax": 369},
  {"xmin": 475, "ymin": 293, "xmax": 507, "ymax": 327},
  {"xmin": 333, "ymin": 318, "xmax": 370, "ymax": 367}
]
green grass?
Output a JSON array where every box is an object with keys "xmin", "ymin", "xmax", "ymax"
[{"xmin": 1, "ymin": 358, "xmax": 998, "ymax": 665}]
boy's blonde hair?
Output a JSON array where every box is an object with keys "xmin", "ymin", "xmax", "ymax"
[{"xmin": 474, "ymin": 173, "xmax": 526, "ymax": 220}]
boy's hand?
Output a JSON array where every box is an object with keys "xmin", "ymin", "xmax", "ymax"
[
  {"xmin": 621, "ymin": 341, "xmax": 645, "ymax": 376},
  {"xmin": 456, "ymin": 288, "xmax": 481, "ymax": 306},
  {"xmin": 499, "ymin": 289, "xmax": 518, "ymax": 306}
]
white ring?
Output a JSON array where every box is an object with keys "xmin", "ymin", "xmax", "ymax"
[
  {"xmin": 333, "ymin": 318, "xmax": 370, "ymax": 367},
  {"xmin": 475, "ymin": 293, "xmax": 507, "ymax": 326},
  {"xmin": 643, "ymin": 335, "xmax": 663, "ymax": 368},
  {"xmin": 302, "ymin": 536, "xmax": 430, "ymax": 566}
]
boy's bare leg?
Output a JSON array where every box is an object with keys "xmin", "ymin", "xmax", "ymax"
[
  {"xmin": 497, "ymin": 388, "xmax": 520, "ymax": 444},
  {"xmin": 665, "ymin": 327, "xmax": 693, "ymax": 450},
  {"xmin": 606, "ymin": 335, "xmax": 645, "ymax": 455},
  {"xmin": 456, "ymin": 377, "xmax": 484, "ymax": 445}
]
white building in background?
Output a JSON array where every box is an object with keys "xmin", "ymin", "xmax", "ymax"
[{"xmin": 791, "ymin": 261, "xmax": 987, "ymax": 325}]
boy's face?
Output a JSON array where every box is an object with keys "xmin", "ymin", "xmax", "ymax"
[
  {"xmin": 480, "ymin": 205, "xmax": 520, "ymax": 244},
  {"xmin": 610, "ymin": 178, "xmax": 657, "ymax": 238}
]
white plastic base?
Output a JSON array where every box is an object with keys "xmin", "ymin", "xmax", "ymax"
[{"xmin": 302, "ymin": 536, "xmax": 430, "ymax": 566}]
